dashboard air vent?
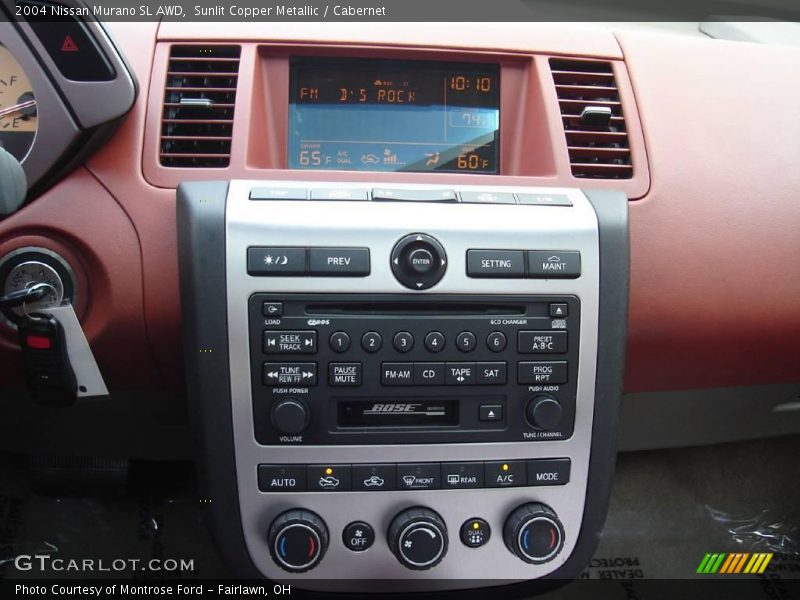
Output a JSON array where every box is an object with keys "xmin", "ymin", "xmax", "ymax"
[
  {"xmin": 549, "ymin": 58, "xmax": 632, "ymax": 179},
  {"xmin": 160, "ymin": 45, "xmax": 241, "ymax": 168}
]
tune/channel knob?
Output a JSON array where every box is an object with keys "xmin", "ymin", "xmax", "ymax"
[
  {"xmin": 268, "ymin": 509, "xmax": 328, "ymax": 572},
  {"xmin": 388, "ymin": 507, "xmax": 448, "ymax": 570},
  {"xmin": 503, "ymin": 503, "xmax": 564, "ymax": 564},
  {"xmin": 526, "ymin": 394, "xmax": 563, "ymax": 430},
  {"xmin": 270, "ymin": 398, "xmax": 310, "ymax": 435}
]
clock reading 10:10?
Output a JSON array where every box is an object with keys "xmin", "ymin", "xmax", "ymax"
[{"xmin": 449, "ymin": 75, "xmax": 493, "ymax": 93}]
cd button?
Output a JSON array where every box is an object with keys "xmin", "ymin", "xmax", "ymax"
[{"xmin": 414, "ymin": 362, "xmax": 445, "ymax": 385}]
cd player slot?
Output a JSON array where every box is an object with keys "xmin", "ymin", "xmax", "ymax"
[{"xmin": 305, "ymin": 302, "xmax": 526, "ymax": 316}]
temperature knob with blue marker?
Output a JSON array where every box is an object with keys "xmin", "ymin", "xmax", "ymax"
[
  {"xmin": 503, "ymin": 503, "xmax": 564, "ymax": 564},
  {"xmin": 268, "ymin": 509, "xmax": 328, "ymax": 572}
]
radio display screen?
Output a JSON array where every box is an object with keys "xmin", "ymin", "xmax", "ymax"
[{"xmin": 288, "ymin": 58, "xmax": 500, "ymax": 174}]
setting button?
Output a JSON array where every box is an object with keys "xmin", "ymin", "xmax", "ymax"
[
  {"xmin": 258, "ymin": 464, "xmax": 306, "ymax": 492},
  {"xmin": 263, "ymin": 363, "xmax": 317, "ymax": 386},
  {"xmin": 307, "ymin": 465, "xmax": 351, "ymax": 492},
  {"xmin": 442, "ymin": 462, "xmax": 483, "ymax": 489},
  {"xmin": 485, "ymin": 461, "xmax": 526, "ymax": 488},
  {"xmin": 460, "ymin": 518, "xmax": 491, "ymax": 548},
  {"xmin": 343, "ymin": 522, "xmax": 375, "ymax": 552},
  {"xmin": 445, "ymin": 363, "xmax": 476, "ymax": 385},
  {"xmin": 382, "ymin": 362, "xmax": 414, "ymax": 386},
  {"xmin": 477, "ymin": 362, "xmax": 507, "ymax": 385},
  {"xmin": 248, "ymin": 247, "xmax": 306, "ymax": 276},
  {"xmin": 527, "ymin": 250, "xmax": 581, "ymax": 279},
  {"xmin": 329, "ymin": 363, "xmax": 362, "ymax": 387},
  {"xmin": 527, "ymin": 459, "xmax": 571, "ymax": 486},
  {"xmin": 518, "ymin": 361, "xmax": 568, "ymax": 385},
  {"xmin": 467, "ymin": 250, "xmax": 525, "ymax": 278},
  {"xmin": 396, "ymin": 463, "xmax": 441, "ymax": 490},
  {"xmin": 308, "ymin": 248, "xmax": 370, "ymax": 276},
  {"xmin": 518, "ymin": 331, "xmax": 567, "ymax": 354},
  {"xmin": 264, "ymin": 330, "xmax": 317, "ymax": 354}
]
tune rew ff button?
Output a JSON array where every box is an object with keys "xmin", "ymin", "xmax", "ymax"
[
  {"xmin": 391, "ymin": 234, "xmax": 447, "ymax": 290},
  {"xmin": 504, "ymin": 503, "xmax": 565, "ymax": 564},
  {"xmin": 268, "ymin": 509, "xmax": 329, "ymax": 573}
]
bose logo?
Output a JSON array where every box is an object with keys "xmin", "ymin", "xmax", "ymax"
[{"xmin": 368, "ymin": 404, "xmax": 418, "ymax": 412}]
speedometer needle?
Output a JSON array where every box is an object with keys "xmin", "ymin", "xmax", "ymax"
[{"xmin": 0, "ymin": 99, "xmax": 37, "ymax": 118}]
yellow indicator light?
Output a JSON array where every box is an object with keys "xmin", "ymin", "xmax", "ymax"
[
  {"xmin": 325, "ymin": 467, "xmax": 333, "ymax": 475},
  {"xmin": 473, "ymin": 522, "xmax": 480, "ymax": 530},
  {"xmin": 502, "ymin": 464, "xmax": 509, "ymax": 471}
]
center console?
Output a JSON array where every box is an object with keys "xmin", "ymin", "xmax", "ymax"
[{"xmin": 177, "ymin": 180, "xmax": 628, "ymax": 593}]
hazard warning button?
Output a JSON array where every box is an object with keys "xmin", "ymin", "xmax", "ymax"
[{"xmin": 27, "ymin": 17, "xmax": 115, "ymax": 81}]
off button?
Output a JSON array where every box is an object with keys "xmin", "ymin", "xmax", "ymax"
[{"xmin": 343, "ymin": 522, "xmax": 375, "ymax": 552}]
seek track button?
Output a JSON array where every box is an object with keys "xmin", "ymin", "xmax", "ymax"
[{"xmin": 264, "ymin": 330, "xmax": 317, "ymax": 354}]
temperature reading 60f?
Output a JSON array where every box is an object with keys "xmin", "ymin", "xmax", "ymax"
[{"xmin": 457, "ymin": 152, "xmax": 490, "ymax": 171}]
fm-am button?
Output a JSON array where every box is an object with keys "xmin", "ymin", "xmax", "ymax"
[{"xmin": 382, "ymin": 363, "xmax": 414, "ymax": 386}]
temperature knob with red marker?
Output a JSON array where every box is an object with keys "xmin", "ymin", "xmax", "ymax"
[
  {"xmin": 268, "ymin": 509, "xmax": 328, "ymax": 572},
  {"xmin": 503, "ymin": 503, "xmax": 564, "ymax": 564}
]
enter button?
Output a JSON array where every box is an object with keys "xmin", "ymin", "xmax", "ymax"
[{"xmin": 527, "ymin": 458, "xmax": 571, "ymax": 486}]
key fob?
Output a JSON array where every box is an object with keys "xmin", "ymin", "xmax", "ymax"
[{"xmin": 17, "ymin": 312, "xmax": 78, "ymax": 406}]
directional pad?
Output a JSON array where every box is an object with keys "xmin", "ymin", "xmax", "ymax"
[{"xmin": 391, "ymin": 233, "xmax": 447, "ymax": 290}]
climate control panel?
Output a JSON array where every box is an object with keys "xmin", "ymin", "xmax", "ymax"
[{"xmin": 177, "ymin": 180, "xmax": 628, "ymax": 591}]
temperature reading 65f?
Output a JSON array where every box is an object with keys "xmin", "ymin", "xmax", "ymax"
[{"xmin": 457, "ymin": 152, "xmax": 490, "ymax": 171}]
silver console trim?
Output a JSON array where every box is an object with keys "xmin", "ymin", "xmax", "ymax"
[{"xmin": 225, "ymin": 180, "xmax": 600, "ymax": 590}]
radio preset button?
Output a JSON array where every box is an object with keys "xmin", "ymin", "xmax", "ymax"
[
  {"xmin": 307, "ymin": 464, "xmax": 352, "ymax": 492},
  {"xmin": 479, "ymin": 404, "xmax": 503, "ymax": 421},
  {"xmin": 518, "ymin": 361, "xmax": 568, "ymax": 385},
  {"xmin": 393, "ymin": 331, "xmax": 414, "ymax": 353},
  {"xmin": 466, "ymin": 249, "xmax": 525, "ymax": 278},
  {"xmin": 361, "ymin": 331, "xmax": 383, "ymax": 353},
  {"xmin": 382, "ymin": 363, "xmax": 414, "ymax": 386},
  {"xmin": 258, "ymin": 464, "xmax": 307, "ymax": 492},
  {"xmin": 477, "ymin": 362, "xmax": 507, "ymax": 385},
  {"xmin": 518, "ymin": 331, "xmax": 567, "ymax": 354},
  {"xmin": 487, "ymin": 331, "xmax": 507, "ymax": 352},
  {"xmin": 527, "ymin": 250, "xmax": 581, "ymax": 279},
  {"xmin": 445, "ymin": 362, "xmax": 476, "ymax": 385},
  {"xmin": 396, "ymin": 463, "xmax": 441, "ymax": 490},
  {"xmin": 352, "ymin": 464, "xmax": 397, "ymax": 491},
  {"xmin": 442, "ymin": 462, "xmax": 484, "ymax": 489},
  {"xmin": 527, "ymin": 458, "xmax": 571, "ymax": 486},
  {"xmin": 263, "ymin": 363, "xmax": 317, "ymax": 386},
  {"xmin": 329, "ymin": 362, "xmax": 362, "ymax": 387},
  {"xmin": 329, "ymin": 331, "xmax": 351, "ymax": 353},
  {"xmin": 264, "ymin": 330, "xmax": 317, "ymax": 354},
  {"xmin": 424, "ymin": 331, "xmax": 445, "ymax": 353},
  {"xmin": 456, "ymin": 331, "xmax": 477, "ymax": 352},
  {"xmin": 485, "ymin": 461, "xmax": 526, "ymax": 488},
  {"xmin": 414, "ymin": 362, "xmax": 445, "ymax": 385},
  {"xmin": 308, "ymin": 247, "xmax": 370, "ymax": 276}
]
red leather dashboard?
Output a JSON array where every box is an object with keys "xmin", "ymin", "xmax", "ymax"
[{"xmin": 1, "ymin": 22, "xmax": 798, "ymax": 394}]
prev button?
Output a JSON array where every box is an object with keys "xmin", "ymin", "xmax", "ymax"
[
  {"xmin": 308, "ymin": 248, "xmax": 370, "ymax": 276},
  {"xmin": 467, "ymin": 250, "xmax": 525, "ymax": 278}
]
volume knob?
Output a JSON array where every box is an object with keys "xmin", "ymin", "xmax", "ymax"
[{"xmin": 271, "ymin": 398, "xmax": 309, "ymax": 435}]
